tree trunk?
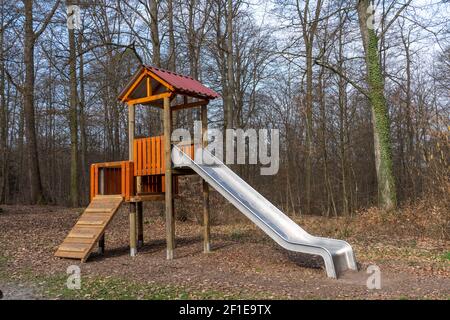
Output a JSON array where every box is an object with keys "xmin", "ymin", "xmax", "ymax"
[
  {"xmin": 357, "ymin": 0, "xmax": 397, "ymax": 210},
  {"xmin": 167, "ymin": 0, "xmax": 176, "ymax": 71},
  {"xmin": 78, "ymin": 30, "xmax": 88, "ymax": 205},
  {"xmin": 68, "ymin": 4, "xmax": 79, "ymax": 207},
  {"xmin": 150, "ymin": 0, "xmax": 160, "ymax": 66},
  {"xmin": 225, "ymin": 0, "xmax": 234, "ymax": 130},
  {"xmin": 0, "ymin": 2, "xmax": 7, "ymax": 204},
  {"xmin": 338, "ymin": 20, "xmax": 349, "ymax": 216},
  {"xmin": 23, "ymin": 0, "xmax": 45, "ymax": 204},
  {"xmin": 300, "ymin": 0, "xmax": 323, "ymax": 214}
]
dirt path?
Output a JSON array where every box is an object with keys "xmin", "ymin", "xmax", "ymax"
[
  {"xmin": 0, "ymin": 282, "xmax": 41, "ymax": 300},
  {"xmin": 0, "ymin": 205, "xmax": 448, "ymax": 299}
]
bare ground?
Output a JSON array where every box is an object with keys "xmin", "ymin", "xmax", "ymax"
[{"xmin": 0, "ymin": 204, "xmax": 448, "ymax": 300}]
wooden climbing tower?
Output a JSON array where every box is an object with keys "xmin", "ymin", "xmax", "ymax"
[{"xmin": 55, "ymin": 65, "xmax": 219, "ymax": 261}]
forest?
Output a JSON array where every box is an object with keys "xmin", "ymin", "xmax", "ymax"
[
  {"xmin": 0, "ymin": 0, "xmax": 448, "ymax": 218},
  {"xmin": 0, "ymin": 0, "xmax": 449, "ymax": 301}
]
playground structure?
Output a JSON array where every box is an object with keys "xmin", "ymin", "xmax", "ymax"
[{"xmin": 55, "ymin": 65, "xmax": 357, "ymax": 278}]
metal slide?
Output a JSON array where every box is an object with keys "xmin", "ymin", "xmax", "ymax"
[{"xmin": 173, "ymin": 145, "xmax": 357, "ymax": 278}]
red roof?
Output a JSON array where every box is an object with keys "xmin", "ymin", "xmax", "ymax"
[
  {"xmin": 118, "ymin": 65, "xmax": 220, "ymax": 102},
  {"xmin": 145, "ymin": 65, "xmax": 220, "ymax": 99}
]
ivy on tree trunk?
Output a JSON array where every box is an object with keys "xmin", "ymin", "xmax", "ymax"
[{"xmin": 358, "ymin": 0, "xmax": 397, "ymax": 210}]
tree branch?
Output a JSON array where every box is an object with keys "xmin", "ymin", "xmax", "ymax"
[
  {"xmin": 314, "ymin": 59, "xmax": 369, "ymax": 99},
  {"xmin": 379, "ymin": 0, "xmax": 413, "ymax": 40},
  {"xmin": 34, "ymin": 0, "xmax": 61, "ymax": 40}
]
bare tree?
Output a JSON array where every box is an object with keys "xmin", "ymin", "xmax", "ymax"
[{"xmin": 22, "ymin": 0, "xmax": 60, "ymax": 204}]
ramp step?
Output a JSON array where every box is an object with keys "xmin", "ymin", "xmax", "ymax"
[
  {"xmin": 77, "ymin": 220, "xmax": 106, "ymax": 226},
  {"xmin": 54, "ymin": 251, "xmax": 86, "ymax": 259},
  {"xmin": 84, "ymin": 208, "xmax": 113, "ymax": 213},
  {"xmin": 57, "ymin": 243, "xmax": 89, "ymax": 253},
  {"xmin": 67, "ymin": 232, "xmax": 97, "ymax": 239}
]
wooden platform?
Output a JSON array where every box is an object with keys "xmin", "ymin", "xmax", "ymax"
[{"xmin": 55, "ymin": 195, "xmax": 124, "ymax": 262}]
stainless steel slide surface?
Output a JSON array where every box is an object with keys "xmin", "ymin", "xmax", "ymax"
[{"xmin": 173, "ymin": 145, "xmax": 357, "ymax": 278}]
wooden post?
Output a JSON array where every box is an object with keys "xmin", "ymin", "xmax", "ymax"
[
  {"xmin": 164, "ymin": 96, "xmax": 175, "ymax": 259},
  {"xmin": 129, "ymin": 202, "xmax": 137, "ymax": 256},
  {"xmin": 98, "ymin": 234, "xmax": 105, "ymax": 254},
  {"xmin": 98, "ymin": 169, "xmax": 105, "ymax": 252},
  {"xmin": 201, "ymin": 104, "xmax": 211, "ymax": 253},
  {"xmin": 129, "ymin": 99, "xmax": 138, "ymax": 256},
  {"xmin": 128, "ymin": 104, "xmax": 135, "ymax": 160},
  {"xmin": 137, "ymin": 201, "xmax": 144, "ymax": 247}
]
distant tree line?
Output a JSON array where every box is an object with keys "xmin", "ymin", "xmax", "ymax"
[{"xmin": 0, "ymin": 0, "xmax": 448, "ymax": 217}]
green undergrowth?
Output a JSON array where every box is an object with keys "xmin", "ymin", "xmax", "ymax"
[{"xmin": 441, "ymin": 252, "xmax": 450, "ymax": 262}]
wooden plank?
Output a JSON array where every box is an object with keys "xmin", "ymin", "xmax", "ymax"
[
  {"xmin": 93, "ymin": 195, "xmax": 123, "ymax": 200},
  {"xmin": 63, "ymin": 237, "xmax": 97, "ymax": 245},
  {"xmin": 67, "ymin": 231, "xmax": 97, "ymax": 239},
  {"xmin": 121, "ymin": 162, "xmax": 126, "ymax": 198},
  {"xmin": 84, "ymin": 208, "xmax": 113, "ymax": 214},
  {"xmin": 133, "ymin": 140, "xmax": 138, "ymax": 175},
  {"xmin": 156, "ymin": 137, "xmax": 161, "ymax": 174},
  {"xmin": 57, "ymin": 243, "xmax": 88, "ymax": 253},
  {"xmin": 94, "ymin": 165, "xmax": 99, "ymax": 200},
  {"xmin": 54, "ymin": 251, "xmax": 85, "ymax": 259},
  {"xmin": 143, "ymin": 138, "xmax": 147, "ymax": 175},
  {"xmin": 161, "ymin": 138, "xmax": 165, "ymax": 172},
  {"xmin": 146, "ymin": 76, "xmax": 152, "ymax": 96},
  {"xmin": 149, "ymin": 138, "xmax": 152, "ymax": 175},
  {"xmin": 92, "ymin": 162, "xmax": 123, "ymax": 168},
  {"xmin": 90, "ymin": 165, "xmax": 95, "ymax": 201},
  {"xmin": 152, "ymin": 137, "xmax": 156, "ymax": 174},
  {"xmin": 77, "ymin": 220, "xmax": 106, "ymax": 226},
  {"xmin": 137, "ymin": 139, "xmax": 142, "ymax": 176},
  {"xmin": 127, "ymin": 92, "xmax": 172, "ymax": 106}
]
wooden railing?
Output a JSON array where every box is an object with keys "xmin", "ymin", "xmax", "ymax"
[
  {"xmin": 134, "ymin": 136, "xmax": 164, "ymax": 176},
  {"xmin": 133, "ymin": 136, "xmax": 195, "ymax": 177},
  {"xmin": 90, "ymin": 161, "xmax": 134, "ymax": 201}
]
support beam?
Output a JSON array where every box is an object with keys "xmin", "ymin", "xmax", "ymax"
[
  {"xmin": 146, "ymin": 76, "xmax": 152, "ymax": 96},
  {"xmin": 98, "ymin": 234, "xmax": 105, "ymax": 254},
  {"xmin": 201, "ymin": 104, "xmax": 211, "ymax": 253},
  {"xmin": 128, "ymin": 104, "xmax": 135, "ymax": 160},
  {"xmin": 120, "ymin": 71, "xmax": 147, "ymax": 102},
  {"xmin": 129, "ymin": 202, "xmax": 137, "ymax": 257},
  {"xmin": 137, "ymin": 202, "xmax": 144, "ymax": 247},
  {"xmin": 164, "ymin": 96, "xmax": 175, "ymax": 260},
  {"xmin": 127, "ymin": 92, "xmax": 172, "ymax": 106}
]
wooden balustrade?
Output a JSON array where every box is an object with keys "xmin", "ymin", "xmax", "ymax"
[
  {"xmin": 133, "ymin": 136, "xmax": 195, "ymax": 176},
  {"xmin": 90, "ymin": 161, "xmax": 134, "ymax": 201}
]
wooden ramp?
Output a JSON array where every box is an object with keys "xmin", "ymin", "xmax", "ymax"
[{"xmin": 55, "ymin": 195, "xmax": 124, "ymax": 262}]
